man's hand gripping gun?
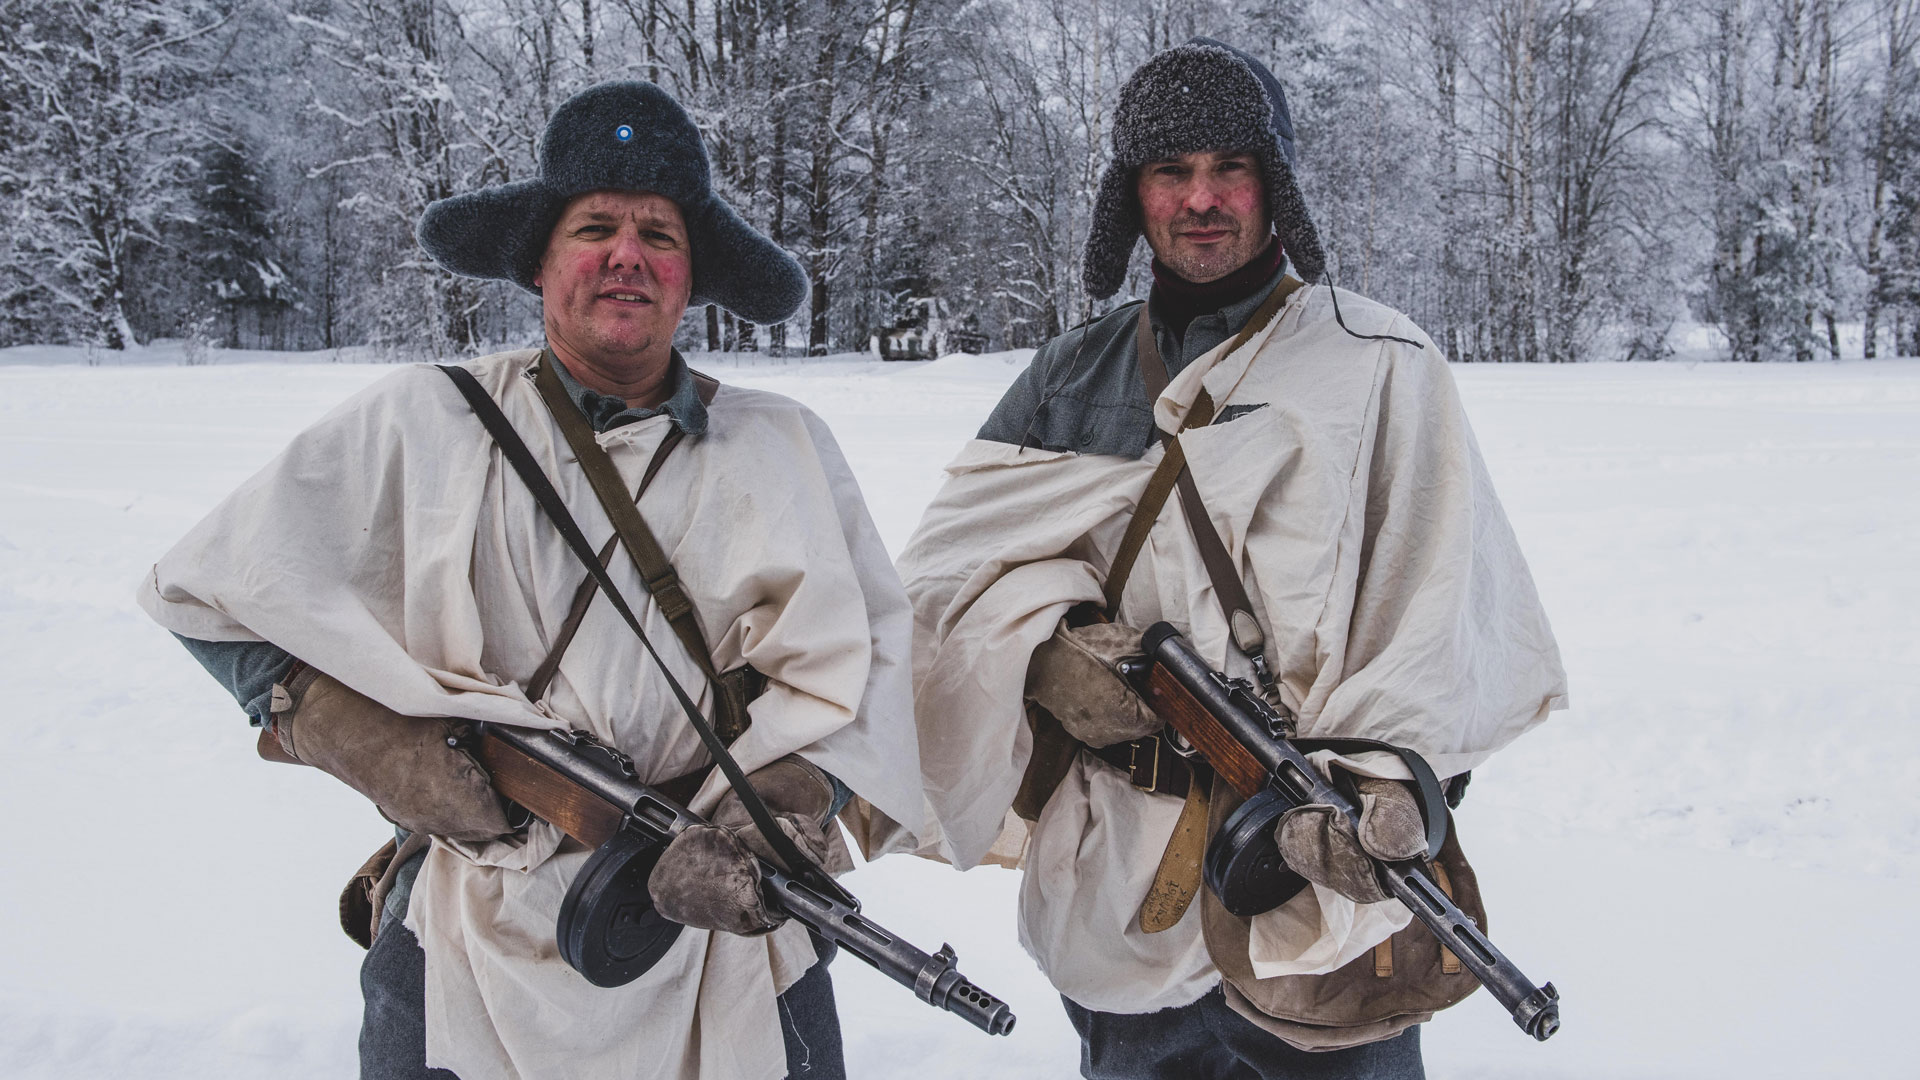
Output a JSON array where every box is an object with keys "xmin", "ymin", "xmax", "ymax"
[
  {"xmin": 468, "ymin": 721, "xmax": 1017, "ymax": 1037},
  {"xmin": 1117, "ymin": 622, "xmax": 1561, "ymax": 1042}
]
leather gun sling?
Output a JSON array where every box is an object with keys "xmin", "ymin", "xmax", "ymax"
[
  {"xmin": 1100, "ymin": 276, "xmax": 1300, "ymax": 614},
  {"xmin": 531, "ymin": 353, "xmax": 723, "ymax": 686},
  {"xmin": 520, "ymin": 357, "xmax": 745, "ymax": 792},
  {"xmin": 1125, "ymin": 280, "xmax": 1297, "ymax": 933},
  {"xmin": 525, "ymin": 424, "xmax": 690, "ymax": 702},
  {"xmin": 1014, "ymin": 294, "xmax": 1271, "ymax": 823},
  {"xmin": 1014, "ymin": 282, "xmax": 1299, "ymax": 843}
]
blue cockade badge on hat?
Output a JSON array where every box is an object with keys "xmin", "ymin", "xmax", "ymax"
[{"xmin": 615, "ymin": 124, "xmax": 634, "ymax": 142}]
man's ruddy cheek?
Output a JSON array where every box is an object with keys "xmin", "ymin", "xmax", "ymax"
[
  {"xmin": 564, "ymin": 251, "xmax": 603, "ymax": 279},
  {"xmin": 651, "ymin": 254, "xmax": 692, "ymax": 289},
  {"xmin": 1138, "ymin": 189, "xmax": 1175, "ymax": 226}
]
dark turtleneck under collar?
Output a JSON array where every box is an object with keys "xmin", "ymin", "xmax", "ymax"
[{"xmin": 1150, "ymin": 238, "xmax": 1285, "ymax": 341}]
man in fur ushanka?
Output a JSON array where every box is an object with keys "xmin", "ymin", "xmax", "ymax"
[
  {"xmin": 137, "ymin": 81, "xmax": 923, "ymax": 1080},
  {"xmin": 898, "ymin": 39, "xmax": 1567, "ymax": 1078}
]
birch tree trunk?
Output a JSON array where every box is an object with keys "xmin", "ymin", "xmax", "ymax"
[{"xmin": 1864, "ymin": 0, "xmax": 1917, "ymax": 359}]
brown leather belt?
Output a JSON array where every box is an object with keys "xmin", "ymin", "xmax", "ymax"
[{"xmin": 1089, "ymin": 733, "xmax": 1206, "ymax": 799}]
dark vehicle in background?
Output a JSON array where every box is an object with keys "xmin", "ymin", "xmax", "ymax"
[{"xmin": 874, "ymin": 296, "xmax": 985, "ymax": 361}]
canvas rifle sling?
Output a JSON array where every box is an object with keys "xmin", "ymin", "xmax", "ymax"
[{"xmin": 435, "ymin": 362, "xmax": 852, "ymax": 909}]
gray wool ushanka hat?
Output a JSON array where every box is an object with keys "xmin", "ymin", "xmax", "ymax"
[
  {"xmin": 1083, "ymin": 38, "xmax": 1327, "ymax": 300},
  {"xmin": 417, "ymin": 81, "xmax": 806, "ymax": 325}
]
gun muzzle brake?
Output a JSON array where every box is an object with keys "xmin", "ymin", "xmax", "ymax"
[
  {"xmin": 914, "ymin": 944, "xmax": 1016, "ymax": 1035},
  {"xmin": 1515, "ymin": 982, "xmax": 1560, "ymax": 1041}
]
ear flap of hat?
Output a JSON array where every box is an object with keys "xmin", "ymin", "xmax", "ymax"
[
  {"xmin": 686, "ymin": 195, "xmax": 808, "ymax": 325},
  {"xmin": 1082, "ymin": 160, "xmax": 1143, "ymax": 301},
  {"xmin": 417, "ymin": 180, "xmax": 560, "ymax": 296},
  {"xmin": 1262, "ymin": 150, "xmax": 1325, "ymax": 284}
]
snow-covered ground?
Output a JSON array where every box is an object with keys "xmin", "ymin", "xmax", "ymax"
[{"xmin": 2, "ymin": 349, "xmax": 1916, "ymax": 1079}]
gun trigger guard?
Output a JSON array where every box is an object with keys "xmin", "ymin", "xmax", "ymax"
[{"xmin": 1164, "ymin": 728, "xmax": 1199, "ymax": 759}]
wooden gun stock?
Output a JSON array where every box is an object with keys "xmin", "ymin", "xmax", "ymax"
[
  {"xmin": 1070, "ymin": 601, "xmax": 1268, "ymax": 798},
  {"xmin": 471, "ymin": 730, "xmax": 625, "ymax": 847},
  {"xmin": 1132, "ymin": 663, "xmax": 1270, "ymax": 799}
]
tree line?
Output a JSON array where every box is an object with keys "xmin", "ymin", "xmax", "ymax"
[{"xmin": 2, "ymin": 0, "xmax": 1916, "ymax": 361}]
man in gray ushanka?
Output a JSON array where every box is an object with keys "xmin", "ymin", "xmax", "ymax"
[
  {"xmin": 139, "ymin": 81, "xmax": 923, "ymax": 1080},
  {"xmin": 898, "ymin": 39, "xmax": 1566, "ymax": 1078}
]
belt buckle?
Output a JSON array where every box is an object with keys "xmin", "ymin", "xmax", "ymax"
[{"xmin": 1128, "ymin": 737, "xmax": 1161, "ymax": 792}]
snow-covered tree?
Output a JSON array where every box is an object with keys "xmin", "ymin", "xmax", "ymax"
[
  {"xmin": 289, "ymin": 0, "xmax": 547, "ymax": 354},
  {"xmin": 0, "ymin": 0, "xmax": 239, "ymax": 348},
  {"xmin": 0, "ymin": 0, "xmax": 1907, "ymax": 360}
]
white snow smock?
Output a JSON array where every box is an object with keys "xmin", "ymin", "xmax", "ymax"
[
  {"xmin": 897, "ymin": 287, "xmax": 1568, "ymax": 1015},
  {"xmin": 137, "ymin": 349, "xmax": 924, "ymax": 1080}
]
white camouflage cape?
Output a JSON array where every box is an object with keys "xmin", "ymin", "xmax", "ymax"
[
  {"xmin": 898, "ymin": 287, "xmax": 1568, "ymax": 1014},
  {"xmin": 138, "ymin": 350, "xmax": 924, "ymax": 1080}
]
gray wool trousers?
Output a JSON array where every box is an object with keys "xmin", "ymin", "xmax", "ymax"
[
  {"xmin": 1062, "ymin": 988, "xmax": 1424, "ymax": 1080},
  {"xmin": 358, "ymin": 851, "xmax": 845, "ymax": 1080}
]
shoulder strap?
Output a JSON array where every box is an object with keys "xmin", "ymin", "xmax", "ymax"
[
  {"xmin": 533, "ymin": 354, "xmax": 719, "ymax": 680},
  {"xmin": 433, "ymin": 362, "xmax": 852, "ymax": 906},
  {"xmin": 526, "ymin": 356, "xmax": 722, "ymax": 701},
  {"xmin": 1101, "ymin": 277, "xmax": 1301, "ymax": 623},
  {"xmin": 1170, "ymin": 450, "xmax": 1274, "ymax": 691},
  {"xmin": 525, "ymin": 427, "xmax": 687, "ymax": 702}
]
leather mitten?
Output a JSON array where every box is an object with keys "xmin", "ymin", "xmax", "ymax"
[
  {"xmin": 649, "ymin": 756, "xmax": 835, "ymax": 936},
  {"xmin": 270, "ymin": 666, "xmax": 513, "ymax": 842},
  {"xmin": 1275, "ymin": 777, "xmax": 1429, "ymax": 904},
  {"xmin": 1025, "ymin": 621, "xmax": 1161, "ymax": 748}
]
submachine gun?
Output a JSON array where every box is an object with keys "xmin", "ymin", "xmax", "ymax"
[
  {"xmin": 1117, "ymin": 622, "xmax": 1561, "ymax": 1042},
  {"xmin": 469, "ymin": 722, "xmax": 1017, "ymax": 1037}
]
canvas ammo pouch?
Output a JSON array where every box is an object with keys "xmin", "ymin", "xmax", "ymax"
[{"xmin": 1201, "ymin": 777, "xmax": 1486, "ymax": 1050}]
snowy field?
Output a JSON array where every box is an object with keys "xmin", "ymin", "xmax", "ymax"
[{"xmin": 2, "ymin": 346, "xmax": 1917, "ymax": 1079}]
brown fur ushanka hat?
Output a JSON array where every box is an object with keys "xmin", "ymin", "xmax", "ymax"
[{"xmin": 1082, "ymin": 38, "xmax": 1327, "ymax": 299}]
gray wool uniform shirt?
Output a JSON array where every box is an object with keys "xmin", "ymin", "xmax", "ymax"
[{"xmin": 977, "ymin": 261, "xmax": 1291, "ymax": 456}]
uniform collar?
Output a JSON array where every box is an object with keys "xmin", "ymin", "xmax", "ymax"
[
  {"xmin": 1148, "ymin": 239, "xmax": 1285, "ymax": 338},
  {"xmin": 1146, "ymin": 257, "xmax": 1293, "ymax": 372},
  {"xmin": 545, "ymin": 348, "xmax": 710, "ymax": 436}
]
